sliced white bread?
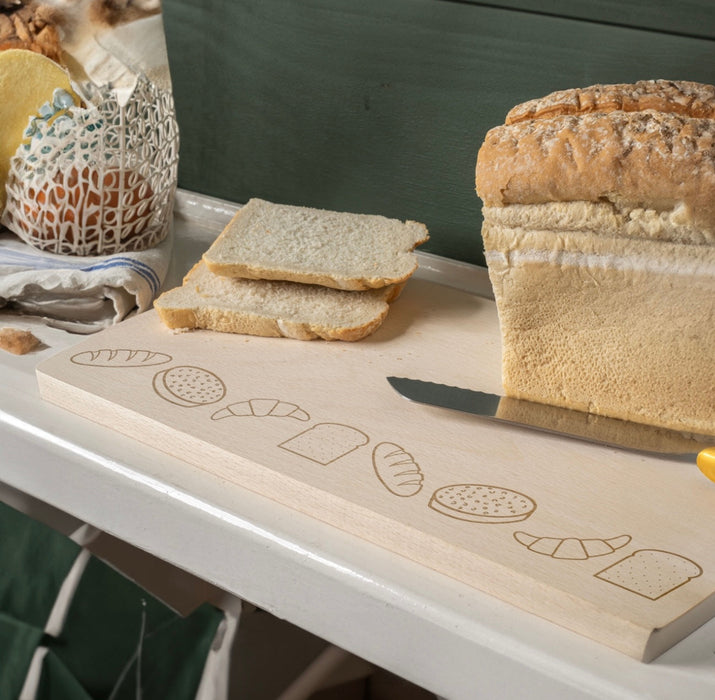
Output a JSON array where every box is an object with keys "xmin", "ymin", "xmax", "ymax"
[
  {"xmin": 154, "ymin": 261, "xmax": 403, "ymax": 341},
  {"xmin": 202, "ymin": 198, "xmax": 429, "ymax": 290}
]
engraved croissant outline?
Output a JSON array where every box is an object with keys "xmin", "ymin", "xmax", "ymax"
[
  {"xmin": 514, "ymin": 532, "xmax": 632, "ymax": 560},
  {"xmin": 212, "ymin": 398, "xmax": 310, "ymax": 421}
]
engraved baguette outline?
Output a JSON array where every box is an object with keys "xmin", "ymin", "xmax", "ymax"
[
  {"xmin": 372, "ymin": 441, "xmax": 423, "ymax": 497},
  {"xmin": 71, "ymin": 348, "xmax": 173, "ymax": 367}
]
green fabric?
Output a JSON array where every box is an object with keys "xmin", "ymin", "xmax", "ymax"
[
  {"xmin": 0, "ymin": 612, "xmax": 45, "ymax": 699},
  {"xmin": 0, "ymin": 501, "xmax": 81, "ymax": 627},
  {"xmin": 53, "ymin": 556, "xmax": 178, "ymax": 694},
  {"xmin": 35, "ymin": 652, "xmax": 94, "ymax": 700},
  {"xmin": 109, "ymin": 604, "xmax": 223, "ymax": 700},
  {"xmin": 0, "ymin": 502, "xmax": 225, "ymax": 699},
  {"xmin": 53, "ymin": 556, "xmax": 223, "ymax": 699}
]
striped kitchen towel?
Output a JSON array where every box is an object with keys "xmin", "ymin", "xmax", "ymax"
[{"xmin": 0, "ymin": 229, "xmax": 172, "ymax": 334}]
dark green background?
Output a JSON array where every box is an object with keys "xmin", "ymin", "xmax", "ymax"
[{"xmin": 162, "ymin": 0, "xmax": 715, "ymax": 266}]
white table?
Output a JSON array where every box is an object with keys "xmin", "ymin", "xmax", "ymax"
[{"xmin": 2, "ymin": 191, "xmax": 714, "ymax": 700}]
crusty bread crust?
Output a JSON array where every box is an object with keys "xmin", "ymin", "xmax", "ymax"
[
  {"xmin": 476, "ymin": 109, "xmax": 715, "ymax": 239},
  {"xmin": 505, "ymin": 79, "xmax": 715, "ymax": 125}
]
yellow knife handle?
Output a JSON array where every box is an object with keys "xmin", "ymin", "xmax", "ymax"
[{"xmin": 697, "ymin": 448, "xmax": 715, "ymax": 483}]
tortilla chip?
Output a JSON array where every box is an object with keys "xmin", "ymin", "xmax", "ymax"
[{"xmin": 0, "ymin": 49, "xmax": 79, "ymax": 212}]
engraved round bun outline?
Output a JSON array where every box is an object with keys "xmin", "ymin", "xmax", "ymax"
[
  {"xmin": 153, "ymin": 365, "xmax": 226, "ymax": 407},
  {"xmin": 429, "ymin": 484, "xmax": 536, "ymax": 523}
]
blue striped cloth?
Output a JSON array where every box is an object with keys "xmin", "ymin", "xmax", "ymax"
[{"xmin": 0, "ymin": 230, "xmax": 172, "ymax": 333}]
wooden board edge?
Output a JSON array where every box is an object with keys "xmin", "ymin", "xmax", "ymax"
[
  {"xmin": 36, "ymin": 363, "xmax": 693, "ymax": 660},
  {"xmin": 641, "ymin": 592, "xmax": 715, "ymax": 662}
]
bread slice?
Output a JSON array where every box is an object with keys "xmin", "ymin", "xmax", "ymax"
[
  {"xmin": 202, "ymin": 198, "xmax": 429, "ymax": 290},
  {"xmin": 154, "ymin": 261, "xmax": 402, "ymax": 341}
]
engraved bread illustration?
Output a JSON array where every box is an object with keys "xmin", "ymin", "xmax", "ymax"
[
  {"xmin": 279, "ymin": 423, "xmax": 369, "ymax": 465},
  {"xmin": 71, "ymin": 349, "xmax": 172, "ymax": 367},
  {"xmin": 372, "ymin": 442, "xmax": 423, "ymax": 497},
  {"xmin": 595, "ymin": 549, "xmax": 703, "ymax": 600},
  {"xmin": 153, "ymin": 365, "xmax": 226, "ymax": 407},
  {"xmin": 514, "ymin": 532, "xmax": 632, "ymax": 559},
  {"xmin": 211, "ymin": 399, "xmax": 310, "ymax": 422},
  {"xmin": 429, "ymin": 484, "xmax": 536, "ymax": 524}
]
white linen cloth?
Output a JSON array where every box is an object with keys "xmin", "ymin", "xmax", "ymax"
[{"xmin": 0, "ymin": 228, "xmax": 172, "ymax": 333}]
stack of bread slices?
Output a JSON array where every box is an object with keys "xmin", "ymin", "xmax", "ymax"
[{"xmin": 154, "ymin": 198, "xmax": 429, "ymax": 341}]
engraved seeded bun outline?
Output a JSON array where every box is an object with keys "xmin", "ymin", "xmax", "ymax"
[
  {"xmin": 153, "ymin": 365, "xmax": 226, "ymax": 407},
  {"xmin": 430, "ymin": 484, "xmax": 536, "ymax": 523}
]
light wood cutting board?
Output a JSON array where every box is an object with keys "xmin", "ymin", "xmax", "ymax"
[{"xmin": 36, "ymin": 276, "xmax": 715, "ymax": 662}]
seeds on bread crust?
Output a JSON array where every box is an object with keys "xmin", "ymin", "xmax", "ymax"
[{"xmin": 505, "ymin": 79, "xmax": 715, "ymax": 125}]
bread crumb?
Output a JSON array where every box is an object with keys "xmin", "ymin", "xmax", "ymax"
[{"xmin": 0, "ymin": 327, "xmax": 41, "ymax": 355}]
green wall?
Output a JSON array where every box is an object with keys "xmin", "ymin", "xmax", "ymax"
[{"xmin": 162, "ymin": 0, "xmax": 715, "ymax": 266}]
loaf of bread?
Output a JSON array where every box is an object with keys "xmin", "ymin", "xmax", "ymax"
[
  {"xmin": 476, "ymin": 80, "xmax": 715, "ymax": 436},
  {"xmin": 202, "ymin": 197, "xmax": 429, "ymax": 291},
  {"xmin": 0, "ymin": 4, "xmax": 63, "ymax": 64},
  {"xmin": 154, "ymin": 261, "xmax": 402, "ymax": 341}
]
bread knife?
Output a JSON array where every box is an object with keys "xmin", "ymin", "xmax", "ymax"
[{"xmin": 386, "ymin": 376, "xmax": 713, "ymax": 460}]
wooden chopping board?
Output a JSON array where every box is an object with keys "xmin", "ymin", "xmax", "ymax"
[{"xmin": 36, "ymin": 276, "xmax": 715, "ymax": 662}]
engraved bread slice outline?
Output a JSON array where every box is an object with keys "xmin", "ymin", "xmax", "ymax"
[
  {"xmin": 279, "ymin": 423, "xmax": 369, "ymax": 465},
  {"xmin": 211, "ymin": 399, "xmax": 310, "ymax": 421},
  {"xmin": 429, "ymin": 484, "xmax": 536, "ymax": 524},
  {"xmin": 71, "ymin": 349, "xmax": 172, "ymax": 367},
  {"xmin": 595, "ymin": 549, "xmax": 703, "ymax": 600},
  {"xmin": 372, "ymin": 442, "xmax": 423, "ymax": 497},
  {"xmin": 153, "ymin": 365, "xmax": 226, "ymax": 408},
  {"xmin": 514, "ymin": 532, "xmax": 632, "ymax": 560}
]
